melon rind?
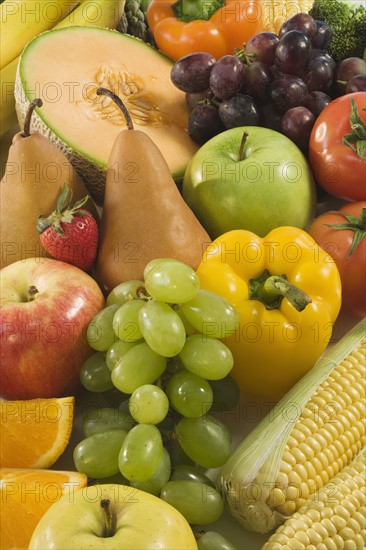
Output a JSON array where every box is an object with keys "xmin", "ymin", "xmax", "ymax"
[{"xmin": 15, "ymin": 27, "xmax": 197, "ymax": 206}]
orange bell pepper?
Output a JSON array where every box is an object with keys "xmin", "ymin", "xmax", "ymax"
[{"xmin": 147, "ymin": 0, "xmax": 262, "ymax": 61}]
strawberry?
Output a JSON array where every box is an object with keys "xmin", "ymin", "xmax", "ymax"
[{"xmin": 37, "ymin": 185, "xmax": 98, "ymax": 272}]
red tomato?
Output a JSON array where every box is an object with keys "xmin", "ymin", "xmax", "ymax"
[
  {"xmin": 308, "ymin": 201, "xmax": 366, "ymax": 318},
  {"xmin": 309, "ymin": 92, "xmax": 366, "ymax": 201}
]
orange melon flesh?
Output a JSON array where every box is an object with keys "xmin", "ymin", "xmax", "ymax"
[{"xmin": 15, "ymin": 27, "xmax": 198, "ymax": 203}]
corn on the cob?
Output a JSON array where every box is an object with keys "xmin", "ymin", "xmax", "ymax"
[
  {"xmin": 262, "ymin": 448, "xmax": 366, "ymax": 549},
  {"xmin": 218, "ymin": 318, "xmax": 366, "ymax": 534},
  {"xmin": 259, "ymin": 0, "xmax": 315, "ymax": 34}
]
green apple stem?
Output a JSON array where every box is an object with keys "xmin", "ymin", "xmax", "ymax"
[
  {"xmin": 22, "ymin": 98, "xmax": 43, "ymax": 138},
  {"xmin": 27, "ymin": 285, "xmax": 39, "ymax": 301},
  {"xmin": 239, "ymin": 131, "xmax": 249, "ymax": 161},
  {"xmin": 249, "ymin": 269, "xmax": 312, "ymax": 311},
  {"xmin": 100, "ymin": 499, "xmax": 115, "ymax": 538},
  {"xmin": 96, "ymin": 88, "xmax": 134, "ymax": 130}
]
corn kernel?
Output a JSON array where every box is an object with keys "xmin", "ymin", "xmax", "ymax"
[
  {"xmin": 332, "ymin": 515, "xmax": 348, "ymax": 531},
  {"xmin": 343, "ymin": 540, "xmax": 357, "ymax": 550},
  {"xmin": 293, "ymin": 530, "xmax": 310, "ymax": 545},
  {"xmin": 322, "ymin": 538, "xmax": 339, "ymax": 550}
]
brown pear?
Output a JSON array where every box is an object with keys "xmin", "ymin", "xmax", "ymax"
[
  {"xmin": 0, "ymin": 98, "xmax": 99, "ymax": 270},
  {"xmin": 94, "ymin": 89, "xmax": 211, "ymax": 295}
]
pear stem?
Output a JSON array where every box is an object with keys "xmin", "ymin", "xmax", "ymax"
[
  {"xmin": 96, "ymin": 88, "xmax": 134, "ymax": 130},
  {"xmin": 22, "ymin": 98, "xmax": 43, "ymax": 138},
  {"xmin": 100, "ymin": 499, "xmax": 114, "ymax": 537}
]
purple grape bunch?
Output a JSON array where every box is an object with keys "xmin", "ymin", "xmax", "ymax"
[{"xmin": 170, "ymin": 11, "xmax": 366, "ymax": 151}]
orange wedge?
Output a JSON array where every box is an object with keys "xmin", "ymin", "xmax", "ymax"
[
  {"xmin": 0, "ymin": 397, "xmax": 74, "ymax": 468},
  {"xmin": 0, "ymin": 468, "xmax": 87, "ymax": 549}
]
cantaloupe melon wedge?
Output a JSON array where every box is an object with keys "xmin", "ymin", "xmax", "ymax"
[{"xmin": 15, "ymin": 27, "xmax": 198, "ymax": 205}]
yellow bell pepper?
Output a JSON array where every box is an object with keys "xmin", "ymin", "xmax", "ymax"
[{"xmin": 197, "ymin": 226, "xmax": 342, "ymax": 400}]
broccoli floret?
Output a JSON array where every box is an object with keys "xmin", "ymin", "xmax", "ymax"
[{"xmin": 309, "ymin": 0, "xmax": 366, "ymax": 63}]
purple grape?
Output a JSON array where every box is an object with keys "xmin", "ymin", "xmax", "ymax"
[
  {"xmin": 311, "ymin": 20, "xmax": 333, "ymax": 50},
  {"xmin": 275, "ymin": 30, "xmax": 312, "ymax": 75},
  {"xmin": 185, "ymin": 89, "xmax": 214, "ymax": 111},
  {"xmin": 279, "ymin": 12, "xmax": 317, "ymax": 39},
  {"xmin": 242, "ymin": 61, "xmax": 273, "ymax": 102},
  {"xmin": 334, "ymin": 57, "xmax": 366, "ymax": 96},
  {"xmin": 281, "ymin": 106, "xmax": 316, "ymax": 151},
  {"xmin": 303, "ymin": 57, "xmax": 334, "ymax": 93},
  {"xmin": 171, "ymin": 52, "xmax": 216, "ymax": 93},
  {"xmin": 346, "ymin": 74, "xmax": 366, "ymax": 93},
  {"xmin": 269, "ymin": 74, "xmax": 309, "ymax": 111},
  {"xmin": 310, "ymin": 49, "xmax": 336, "ymax": 70},
  {"xmin": 218, "ymin": 94, "xmax": 260, "ymax": 129},
  {"xmin": 209, "ymin": 55, "xmax": 246, "ymax": 100},
  {"xmin": 187, "ymin": 103, "xmax": 225, "ymax": 144},
  {"xmin": 260, "ymin": 102, "xmax": 283, "ymax": 132},
  {"xmin": 245, "ymin": 32, "xmax": 280, "ymax": 66},
  {"xmin": 305, "ymin": 91, "xmax": 332, "ymax": 117}
]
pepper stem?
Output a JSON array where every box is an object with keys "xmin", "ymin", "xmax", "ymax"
[
  {"xmin": 22, "ymin": 98, "xmax": 43, "ymax": 137},
  {"xmin": 96, "ymin": 88, "xmax": 134, "ymax": 130},
  {"xmin": 172, "ymin": 0, "xmax": 224, "ymax": 22},
  {"xmin": 100, "ymin": 499, "xmax": 115, "ymax": 537},
  {"xmin": 249, "ymin": 270, "xmax": 312, "ymax": 311}
]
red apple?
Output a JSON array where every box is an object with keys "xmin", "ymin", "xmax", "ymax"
[{"xmin": 0, "ymin": 257, "xmax": 105, "ymax": 399}]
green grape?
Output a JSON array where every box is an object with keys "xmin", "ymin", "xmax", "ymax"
[
  {"xmin": 143, "ymin": 258, "xmax": 200, "ymax": 304},
  {"xmin": 79, "ymin": 352, "xmax": 114, "ymax": 392},
  {"xmin": 118, "ymin": 423, "xmax": 163, "ymax": 482},
  {"xmin": 156, "ymin": 408, "xmax": 181, "ymax": 433},
  {"xmin": 106, "ymin": 280, "xmax": 146, "ymax": 306},
  {"xmin": 130, "ymin": 447, "xmax": 171, "ymax": 496},
  {"xmin": 86, "ymin": 304, "xmax": 119, "ymax": 351},
  {"xmin": 160, "ymin": 480, "xmax": 224, "ymax": 524},
  {"xmin": 138, "ymin": 300, "xmax": 186, "ymax": 357},
  {"xmin": 170, "ymin": 465, "xmax": 214, "ymax": 487},
  {"xmin": 210, "ymin": 375, "xmax": 240, "ymax": 412},
  {"xmin": 101, "ymin": 387, "xmax": 129, "ymax": 407},
  {"xmin": 88, "ymin": 471, "xmax": 130, "ymax": 486},
  {"xmin": 181, "ymin": 290, "xmax": 239, "ymax": 338},
  {"xmin": 166, "ymin": 370, "xmax": 213, "ymax": 418},
  {"xmin": 113, "ymin": 299, "xmax": 145, "ymax": 342},
  {"xmin": 175, "ymin": 414, "xmax": 231, "ymax": 469},
  {"xmin": 176, "ymin": 306, "xmax": 196, "ymax": 335},
  {"xmin": 167, "ymin": 355, "xmax": 184, "ymax": 374},
  {"xmin": 73, "ymin": 429, "xmax": 127, "ymax": 478},
  {"xmin": 196, "ymin": 531, "xmax": 236, "ymax": 550},
  {"xmin": 82, "ymin": 406, "xmax": 135, "ymax": 437},
  {"xmin": 111, "ymin": 342, "xmax": 167, "ymax": 394},
  {"xmin": 106, "ymin": 340, "xmax": 139, "ymax": 371},
  {"xmin": 179, "ymin": 334, "xmax": 234, "ymax": 380},
  {"xmin": 129, "ymin": 384, "xmax": 169, "ymax": 425},
  {"xmin": 166, "ymin": 438, "xmax": 196, "ymax": 468}
]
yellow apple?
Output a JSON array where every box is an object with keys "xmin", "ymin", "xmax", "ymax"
[{"xmin": 29, "ymin": 483, "xmax": 198, "ymax": 549}]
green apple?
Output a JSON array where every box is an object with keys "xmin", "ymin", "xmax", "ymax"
[
  {"xmin": 182, "ymin": 126, "xmax": 317, "ymax": 238},
  {"xmin": 29, "ymin": 483, "xmax": 198, "ymax": 549}
]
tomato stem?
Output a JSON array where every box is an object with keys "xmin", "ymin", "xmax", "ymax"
[
  {"xmin": 325, "ymin": 207, "xmax": 366, "ymax": 259},
  {"xmin": 249, "ymin": 270, "xmax": 312, "ymax": 311},
  {"xmin": 342, "ymin": 97, "xmax": 366, "ymax": 161}
]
